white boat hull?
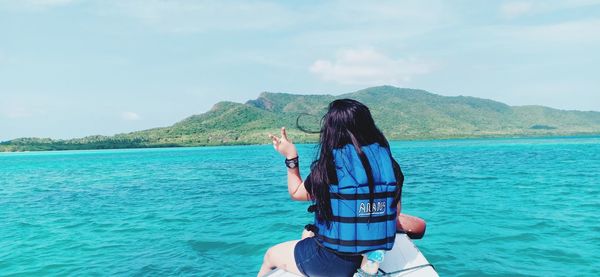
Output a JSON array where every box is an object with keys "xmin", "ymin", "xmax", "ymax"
[{"xmin": 266, "ymin": 233, "xmax": 438, "ymax": 276}]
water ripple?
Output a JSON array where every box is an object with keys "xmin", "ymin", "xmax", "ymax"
[{"xmin": 1, "ymin": 138, "xmax": 599, "ymax": 276}]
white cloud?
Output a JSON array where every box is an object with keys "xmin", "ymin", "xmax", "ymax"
[
  {"xmin": 0, "ymin": 101, "xmax": 46, "ymax": 119},
  {"xmin": 121, "ymin": 111, "xmax": 141, "ymax": 121},
  {"xmin": 93, "ymin": 0, "xmax": 454, "ymax": 36},
  {"xmin": 27, "ymin": 0, "xmax": 74, "ymax": 6},
  {"xmin": 309, "ymin": 48, "xmax": 435, "ymax": 86},
  {"xmin": 500, "ymin": 1, "xmax": 534, "ymax": 18},
  {"xmin": 104, "ymin": 0, "xmax": 297, "ymax": 33},
  {"xmin": 0, "ymin": 0, "xmax": 76, "ymax": 10},
  {"xmin": 524, "ymin": 19, "xmax": 600, "ymax": 42},
  {"xmin": 499, "ymin": 1, "xmax": 600, "ymax": 19},
  {"xmin": 495, "ymin": 19, "xmax": 600, "ymax": 44},
  {"xmin": 3, "ymin": 107, "xmax": 34, "ymax": 119}
]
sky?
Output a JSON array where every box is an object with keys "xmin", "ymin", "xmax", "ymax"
[{"xmin": 1, "ymin": 0, "xmax": 599, "ymax": 141}]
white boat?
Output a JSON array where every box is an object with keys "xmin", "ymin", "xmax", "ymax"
[{"xmin": 266, "ymin": 232, "xmax": 438, "ymax": 276}]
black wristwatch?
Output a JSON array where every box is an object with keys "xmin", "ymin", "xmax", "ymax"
[{"xmin": 285, "ymin": 156, "xmax": 299, "ymax": 169}]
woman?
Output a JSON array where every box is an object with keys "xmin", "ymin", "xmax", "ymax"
[{"xmin": 258, "ymin": 99, "xmax": 404, "ymax": 277}]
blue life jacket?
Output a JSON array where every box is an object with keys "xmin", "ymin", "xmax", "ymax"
[{"xmin": 314, "ymin": 143, "xmax": 399, "ymax": 255}]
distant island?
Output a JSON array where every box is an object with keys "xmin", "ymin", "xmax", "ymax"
[{"xmin": 2, "ymin": 86, "xmax": 600, "ymax": 152}]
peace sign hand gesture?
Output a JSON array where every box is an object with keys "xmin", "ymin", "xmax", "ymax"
[{"xmin": 269, "ymin": 127, "xmax": 298, "ymax": 159}]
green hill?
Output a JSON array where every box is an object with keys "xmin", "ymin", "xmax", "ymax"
[{"xmin": 2, "ymin": 86, "xmax": 600, "ymax": 152}]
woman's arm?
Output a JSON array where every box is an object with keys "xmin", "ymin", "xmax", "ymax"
[
  {"xmin": 269, "ymin": 127, "xmax": 311, "ymax": 201},
  {"xmin": 287, "ymin": 166, "xmax": 310, "ymax": 201}
]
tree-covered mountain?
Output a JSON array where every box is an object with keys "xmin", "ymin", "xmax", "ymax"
[{"xmin": 2, "ymin": 86, "xmax": 600, "ymax": 151}]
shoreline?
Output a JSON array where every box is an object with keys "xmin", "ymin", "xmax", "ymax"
[{"xmin": 2, "ymin": 133, "xmax": 599, "ymax": 154}]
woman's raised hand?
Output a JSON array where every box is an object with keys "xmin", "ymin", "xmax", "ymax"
[{"xmin": 269, "ymin": 127, "xmax": 298, "ymax": 159}]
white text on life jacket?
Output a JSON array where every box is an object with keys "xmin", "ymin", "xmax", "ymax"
[{"xmin": 358, "ymin": 201, "xmax": 386, "ymax": 216}]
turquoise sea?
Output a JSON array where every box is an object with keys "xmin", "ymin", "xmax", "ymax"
[{"xmin": 1, "ymin": 137, "xmax": 599, "ymax": 276}]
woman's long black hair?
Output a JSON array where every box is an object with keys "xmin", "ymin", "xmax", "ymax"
[{"xmin": 305, "ymin": 99, "xmax": 404, "ymax": 227}]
